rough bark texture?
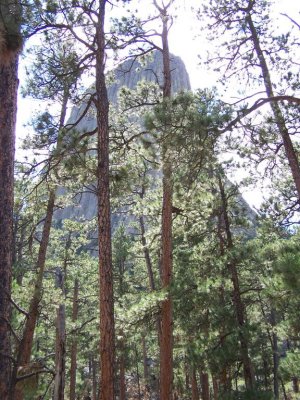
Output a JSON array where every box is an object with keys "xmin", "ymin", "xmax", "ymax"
[
  {"xmin": 95, "ymin": 2, "xmax": 115, "ymax": 399},
  {"xmin": 246, "ymin": 11, "xmax": 300, "ymax": 200},
  {"xmin": 200, "ymin": 371, "xmax": 210, "ymax": 400},
  {"xmin": 218, "ymin": 176, "xmax": 255, "ymax": 391},
  {"xmin": 212, "ymin": 376, "xmax": 218, "ymax": 400},
  {"xmin": 0, "ymin": 50, "xmax": 18, "ymax": 400},
  {"xmin": 156, "ymin": 2, "xmax": 174, "ymax": 399},
  {"xmin": 53, "ymin": 304, "xmax": 66, "ymax": 400},
  {"xmin": 69, "ymin": 279, "xmax": 79, "ymax": 400}
]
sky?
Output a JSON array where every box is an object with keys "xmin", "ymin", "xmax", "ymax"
[{"xmin": 16, "ymin": 0, "xmax": 300, "ymax": 208}]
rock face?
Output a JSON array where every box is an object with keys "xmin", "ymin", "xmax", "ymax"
[
  {"xmin": 55, "ymin": 51, "xmax": 257, "ymax": 233},
  {"xmin": 67, "ymin": 51, "xmax": 191, "ymax": 135},
  {"xmin": 55, "ymin": 51, "xmax": 191, "ymax": 222}
]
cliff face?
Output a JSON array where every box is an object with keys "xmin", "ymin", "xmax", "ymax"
[
  {"xmin": 55, "ymin": 51, "xmax": 191, "ymax": 222},
  {"xmin": 67, "ymin": 51, "xmax": 191, "ymax": 134},
  {"xmin": 55, "ymin": 51, "xmax": 257, "ymax": 233}
]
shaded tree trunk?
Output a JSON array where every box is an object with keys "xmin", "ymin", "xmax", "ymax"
[
  {"xmin": 191, "ymin": 368, "xmax": 200, "ymax": 400},
  {"xmin": 200, "ymin": 370, "xmax": 210, "ymax": 400},
  {"xmin": 270, "ymin": 309, "xmax": 279, "ymax": 399},
  {"xmin": 212, "ymin": 376, "xmax": 218, "ymax": 400},
  {"xmin": 0, "ymin": 17, "xmax": 19, "ymax": 396},
  {"xmin": 69, "ymin": 279, "xmax": 79, "ymax": 400},
  {"xmin": 53, "ymin": 305, "xmax": 66, "ymax": 400},
  {"xmin": 95, "ymin": 2, "xmax": 115, "ymax": 399}
]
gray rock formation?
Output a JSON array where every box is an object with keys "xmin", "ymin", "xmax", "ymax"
[{"xmin": 55, "ymin": 51, "xmax": 190, "ymax": 222}]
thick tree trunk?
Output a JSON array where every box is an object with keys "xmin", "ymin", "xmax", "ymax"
[
  {"xmin": 200, "ymin": 370, "xmax": 210, "ymax": 400},
  {"xmin": 246, "ymin": 12, "xmax": 300, "ymax": 200},
  {"xmin": 69, "ymin": 279, "xmax": 79, "ymax": 400},
  {"xmin": 95, "ymin": 2, "xmax": 115, "ymax": 399},
  {"xmin": 218, "ymin": 176, "xmax": 255, "ymax": 391},
  {"xmin": 53, "ymin": 305, "xmax": 66, "ymax": 400},
  {"xmin": 0, "ymin": 50, "xmax": 18, "ymax": 400}
]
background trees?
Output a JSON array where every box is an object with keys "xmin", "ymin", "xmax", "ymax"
[{"xmin": 4, "ymin": 0, "xmax": 300, "ymax": 399}]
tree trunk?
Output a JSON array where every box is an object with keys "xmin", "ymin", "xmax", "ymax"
[
  {"xmin": 218, "ymin": 175, "xmax": 255, "ymax": 391},
  {"xmin": 69, "ymin": 279, "xmax": 79, "ymax": 400},
  {"xmin": 292, "ymin": 377, "xmax": 299, "ymax": 393},
  {"xmin": 191, "ymin": 369, "xmax": 200, "ymax": 400},
  {"xmin": 95, "ymin": 2, "xmax": 115, "ymax": 399},
  {"xmin": 92, "ymin": 358, "xmax": 97, "ymax": 400},
  {"xmin": 142, "ymin": 334, "xmax": 149, "ymax": 383},
  {"xmin": 0, "ymin": 27, "xmax": 19, "ymax": 397},
  {"xmin": 119, "ymin": 344, "xmax": 126, "ymax": 400},
  {"xmin": 270, "ymin": 309, "xmax": 279, "ymax": 399},
  {"xmin": 155, "ymin": 3, "xmax": 174, "ymax": 399},
  {"xmin": 200, "ymin": 370, "xmax": 210, "ymax": 400},
  {"xmin": 53, "ymin": 305, "xmax": 66, "ymax": 400},
  {"xmin": 212, "ymin": 376, "xmax": 218, "ymax": 400},
  {"xmin": 246, "ymin": 12, "xmax": 300, "ymax": 201},
  {"xmin": 12, "ymin": 191, "xmax": 55, "ymax": 400}
]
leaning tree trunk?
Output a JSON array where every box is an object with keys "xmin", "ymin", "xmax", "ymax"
[
  {"xmin": 95, "ymin": 2, "xmax": 115, "ymax": 399},
  {"xmin": 246, "ymin": 12, "xmax": 300, "ymax": 200},
  {"xmin": 0, "ymin": 2, "xmax": 21, "ymax": 396}
]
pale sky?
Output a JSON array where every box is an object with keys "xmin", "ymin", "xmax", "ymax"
[{"xmin": 16, "ymin": 0, "xmax": 300, "ymax": 208}]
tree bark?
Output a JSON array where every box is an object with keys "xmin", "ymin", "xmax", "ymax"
[
  {"xmin": 0, "ymin": 57, "xmax": 18, "ymax": 400},
  {"xmin": 218, "ymin": 175, "xmax": 255, "ymax": 391},
  {"xmin": 200, "ymin": 370, "xmax": 210, "ymax": 400},
  {"xmin": 69, "ymin": 279, "xmax": 79, "ymax": 400},
  {"xmin": 155, "ymin": 2, "xmax": 174, "ymax": 399},
  {"xmin": 246, "ymin": 11, "xmax": 300, "ymax": 201},
  {"xmin": 53, "ymin": 304, "xmax": 66, "ymax": 400},
  {"xmin": 191, "ymin": 368, "xmax": 200, "ymax": 400},
  {"xmin": 95, "ymin": 2, "xmax": 115, "ymax": 399},
  {"xmin": 12, "ymin": 190, "xmax": 55, "ymax": 400},
  {"xmin": 270, "ymin": 309, "xmax": 279, "ymax": 399}
]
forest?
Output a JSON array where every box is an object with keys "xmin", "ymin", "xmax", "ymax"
[{"xmin": 0, "ymin": 0, "xmax": 300, "ymax": 399}]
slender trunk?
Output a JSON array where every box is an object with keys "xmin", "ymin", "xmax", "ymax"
[
  {"xmin": 292, "ymin": 377, "xmax": 299, "ymax": 393},
  {"xmin": 212, "ymin": 376, "xmax": 218, "ymax": 400},
  {"xmin": 142, "ymin": 334, "xmax": 149, "ymax": 383},
  {"xmin": 119, "ymin": 339, "xmax": 126, "ymax": 400},
  {"xmin": 95, "ymin": 2, "xmax": 115, "ymax": 399},
  {"xmin": 246, "ymin": 13, "xmax": 300, "ymax": 200},
  {"xmin": 218, "ymin": 175, "xmax": 255, "ymax": 391},
  {"xmin": 270, "ymin": 309, "xmax": 279, "ymax": 399},
  {"xmin": 200, "ymin": 370, "xmax": 210, "ymax": 400},
  {"xmin": 0, "ymin": 41, "xmax": 19, "ymax": 398},
  {"xmin": 12, "ymin": 191, "xmax": 55, "ymax": 400},
  {"xmin": 92, "ymin": 358, "xmax": 97, "ymax": 400},
  {"xmin": 53, "ymin": 305, "xmax": 66, "ymax": 400},
  {"xmin": 156, "ymin": 3, "xmax": 174, "ymax": 399},
  {"xmin": 191, "ymin": 369, "xmax": 200, "ymax": 400},
  {"xmin": 69, "ymin": 279, "xmax": 79, "ymax": 400},
  {"xmin": 139, "ymin": 215, "xmax": 156, "ymax": 291}
]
